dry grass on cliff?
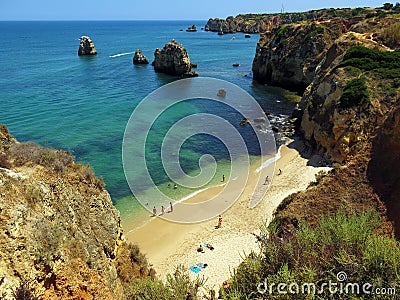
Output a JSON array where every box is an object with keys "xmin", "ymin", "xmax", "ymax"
[
  {"xmin": 8, "ymin": 141, "xmax": 74, "ymax": 173},
  {"xmin": 380, "ymin": 21, "xmax": 400, "ymax": 49},
  {"xmin": 272, "ymin": 151, "xmax": 390, "ymax": 236}
]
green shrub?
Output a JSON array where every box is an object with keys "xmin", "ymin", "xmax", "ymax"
[
  {"xmin": 304, "ymin": 26, "xmax": 324, "ymax": 40},
  {"xmin": 279, "ymin": 39, "xmax": 288, "ymax": 46},
  {"xmin": 312, "ymin": 170, "xmax": 327, "ymax": 185},
  {"xmin": 127, "ymin": 265, "xmax": 207, "ymax": 300},
  {"xmin": 128, "ymin": 277, "xmax": 172, "ymax": 300},
  {"xmin": 338, "ymin": 46, "xmax": 400, "ymax": 80},
  {"xmin": 276, "ymin": 25, "xmax": 292, "ymax": 41},
  {"xmin": 339, "ymin": 77, "xmax": 370, "ymax": 108},
  {"xmin": 221, "ymin": 210, "xmax": 400, "ymax": 299},
  {"xmin": 127, "ymin": 243, "xmax": 148, "ymax": 267}
]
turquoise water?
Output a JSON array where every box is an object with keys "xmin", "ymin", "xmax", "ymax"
[{"xmin": 0, "ymin": 21, "xmax": 296, "ymax": 228}]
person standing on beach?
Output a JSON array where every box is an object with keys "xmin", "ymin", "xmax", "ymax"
[
  {"xmin": 169, "ymin": 201, "xmax": 173, "ymax": 213},
  {"xmin": 216, "ymin": 215, "xmax": 223, "ymax": 228},
  {"xmin": 152, "ymin": 206, "xmax": 157, "ymax": 216},
  {"xmin": 264, "ymin": 176, "xmax": 270, "ymax": 185},
  {"xmin": 161, "ymin": 205, "xmax": 165, "ymax": 215},
  {"xmin": 222, "ymin": 174, "xmax": 225, "ymax": 182}
]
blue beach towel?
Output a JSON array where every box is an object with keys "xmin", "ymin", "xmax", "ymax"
[{"xmin": 190, "ymin": 266, "xmax": 202, "ymax": 273}]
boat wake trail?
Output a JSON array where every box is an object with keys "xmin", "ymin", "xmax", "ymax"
[{"xmin": 109, "ymin": 52, "xmax": 134, "ymax": 58}]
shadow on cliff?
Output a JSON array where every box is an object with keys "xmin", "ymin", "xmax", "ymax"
[{"xmin": 367, "ymin": 106, "xmax": 400, "ymax": 238}]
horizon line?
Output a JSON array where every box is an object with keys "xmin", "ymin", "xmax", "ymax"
[{"xmin": 0, "ymin": 19, "xmax": 210, "ymax": 22}]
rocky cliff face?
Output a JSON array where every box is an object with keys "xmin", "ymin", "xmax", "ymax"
[
  {"xmin": 204, "ymin": 7, "xmax": 377, "ymax": 34},
  {"xmin": 262, "ymin": 11, "xmax": 400, "ymax": 237},
  {"xmin": 368, "ymin": 106, "xmax": 400, "ymax": 237},
  {"xmin": 252, "ymin": 19, "xmax": 348, "ymax": 93},
  {"xmin": 252, "ymin": 12, "xmax": 399, "ymax": 163},
  {"xmin": 78, "ymin": 36, "xmax": 97, "ymax": 56},
  {"xmin": 0, "ymin": 125, "xmax": 150, "ymax": 299},
  {"xmin": 153, "ymin": 39, "xmax": 197, "ymax": 77},
  {"xmin": 299, "ymin": 16, "xmax": 399, "ymax": 163}
]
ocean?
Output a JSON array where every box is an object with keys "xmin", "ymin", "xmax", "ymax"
[{"xmin": 0, "ymin": 21, "xmax": 296, "ymax": 229}]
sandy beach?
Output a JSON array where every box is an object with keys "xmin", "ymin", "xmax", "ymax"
[{"xmin": 125, "ymin": 139, "xmax": 330, "ymax": 291}]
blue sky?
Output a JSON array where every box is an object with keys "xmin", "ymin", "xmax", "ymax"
[{"xmin": 0, "ymin": 0, "xmax": 395, "ymax": 20}]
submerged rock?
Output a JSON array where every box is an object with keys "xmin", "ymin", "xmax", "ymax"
[
  {"xmin": 133, "ymin": 49, "xmax": 149, "ymax": 64},
  {"xmin": 153, "ymin": 39, "xmax": 197, "ymax": 77},
  {"xmin": 78, "ymin": 36, "xmax": 97, "ymax": 56}
]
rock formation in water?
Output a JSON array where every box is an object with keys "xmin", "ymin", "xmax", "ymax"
[
  {"xmin": 153, "ymin": 39, "xmax": 197, "ymax": 77},
  {"xmin": 133, "ymin": 49, "xmax": 149, "ymax": 64},
  {"xmin": 78, "ymin": 36, "xmax": 97, "ymax": 56},
  {"xmin": 186, "ymin": 24, "xmax": 197, "ymax": 32},
  {"xmin": 0, "ymin": 125, "xmax": 151, "ymax": 299}
]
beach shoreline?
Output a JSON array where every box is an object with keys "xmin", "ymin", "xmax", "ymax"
[{"xmin": 125, "ymin": 138, "xmax": 331, "ymax": 290}]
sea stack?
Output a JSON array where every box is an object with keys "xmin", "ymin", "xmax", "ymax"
[
  {"xmin": 153, "ymin": 39, "xmax": 197, "ymax": 77},
  {"xmin": 133, "ymin": 49, "xmax": 149, "ymax": 64},
  {"xmin": 78, "ymin": 36, "xmax": 97, "ymax": 56},
  {"xmin": 186, "ymin": 24, "xmax": 197, "ymax": 32}
]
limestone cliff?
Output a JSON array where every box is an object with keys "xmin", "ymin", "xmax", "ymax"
[
  {"xmin": 251, "ymin": 9, "xmax": 400, "ymax": 162},
  {"xmin": 205, "ymin": 7, "xmax": 377, "ymax": 34},
  {"xmin": 252, "ymin": 19, "xmax": 347, "ymax": 93},
  {"xmin": 265, "ymin": 11, "xmax": 400, "ymax": 237},
  {"xmin": 78, "ymin": 36, "xmax": 97, "ymax": 56},
  {"xmin": 0, "ymin": 125, "xmax": 150, "ymax": 299},
  {"xmin": 153, "ymin": 39, "xmax": 197, "ymax": 77},
  {"xmin": 299, "ymin": 16, "xmax": 400, "ymax": 163}
]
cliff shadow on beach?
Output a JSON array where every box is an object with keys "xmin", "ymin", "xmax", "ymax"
[{"xmin": 286, "ymin": 136, "xmax": 326, "ymax": 168}]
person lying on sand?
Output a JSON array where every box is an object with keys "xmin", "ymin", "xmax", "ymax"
[
  {"xmin": 196, "ymin": 262, "xmax": 208, "ymax": 268},
  {"xmin": 204, "ymin": 243, "xmax": 214, "ymax": 250},
  {"xmin": 197, "ymin": 245, "xmax": 205, "ymax": 253}
]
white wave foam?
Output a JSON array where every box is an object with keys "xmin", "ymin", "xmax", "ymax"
[
  {"xmin": 176, "ymin": 183, "xmax": 225, "ymax": 204},
  {"xmin": 255, "ymin": 144, "xmax": 283, "ymax": 173}
]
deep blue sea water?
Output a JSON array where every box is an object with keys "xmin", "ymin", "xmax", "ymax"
[{"xmin": 0, "ymin": 21, "xmax": 296, "ymax": 228}]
